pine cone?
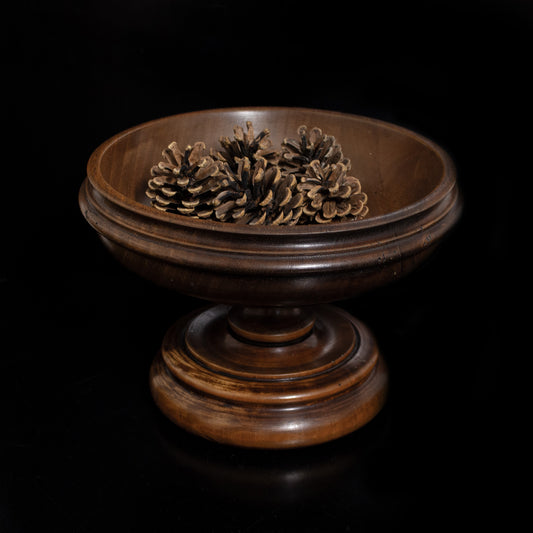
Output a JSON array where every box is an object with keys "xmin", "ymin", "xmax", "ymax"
[
  {"xmin": 280, "ymin": 125, "xmax": 350, "ymax": 177},
  {"xmin": 298, "ymin": 160, "xmax": 369, "ymax": 224},
  {"xmin": 213, "ymin": 156, "xmax": 304, "ymax": 225},
  {"xmin": 214, "ymin": 121, "xmax": 279, "ymax": 170},
  {"xmin": 145, "ymin": 141, "xmax": 221, "ymax": 218}
]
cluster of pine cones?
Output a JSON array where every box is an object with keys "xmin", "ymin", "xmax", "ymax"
[{"xmin": 145, "ymin": 122, "xmax": 369, "ymax": 225}]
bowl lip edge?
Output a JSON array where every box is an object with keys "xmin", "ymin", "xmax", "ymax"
[{"xmin": 85, "ymin": 106, "xmax": 458, "ymax": 235}]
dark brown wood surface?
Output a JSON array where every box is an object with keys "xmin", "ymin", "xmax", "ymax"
[
  {"xmin": 151, "ymin": 305, "xmax": 388, "ymax": 448},
  {"xmin": 80, "ymin": 108, "xmax": 461, "ymax": 306},
  {"xmin": 79, "ymin": 107, "xmax": 462, "ymax": 448}
]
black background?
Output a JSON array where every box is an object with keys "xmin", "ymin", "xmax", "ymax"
[{"xmin": 2, "ymin": 1, "xmax": 527, "ymax": 531}]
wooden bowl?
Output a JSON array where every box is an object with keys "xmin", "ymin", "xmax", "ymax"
[{"xmin": 79, "ymin": 107, "xmax": 461, "ymax": 448}]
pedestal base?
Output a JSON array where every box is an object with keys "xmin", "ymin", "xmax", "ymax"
[{"xmin": 149, "ymin": 305, "xmax": 387, "ymax": 449}]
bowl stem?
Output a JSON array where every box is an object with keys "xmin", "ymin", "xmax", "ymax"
[{"xmin": 227, "ymin": 306, "xmax": 316, "ymax": 345}]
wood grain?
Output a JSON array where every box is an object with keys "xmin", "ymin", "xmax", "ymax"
[
  {"xmin": 151, "ymin": 305, "xmax": 387, "ymax": 449},
  {"xmin": 79, "ymin": 107, "xmax": 462, "ymax": 448}
]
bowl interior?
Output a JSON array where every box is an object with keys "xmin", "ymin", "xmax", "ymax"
[{"xmin": 96, "ymin": 108, "xmax": 447, "ymax": 219}]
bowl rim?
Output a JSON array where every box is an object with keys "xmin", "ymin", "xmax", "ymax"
[{"xmin": 86, "ymin": 106, "xmax": 457, "ymax": 235}]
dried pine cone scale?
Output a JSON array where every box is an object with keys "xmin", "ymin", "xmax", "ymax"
[
  {"xmin": 213, "ymin": 157, "xmax": 304, "ymax": 225},
  {"xmin": 280, "ymin": 125, "xmax": 350, "ymax": 176},
  {"xmin": 215, "ymin": 121, "xmax": 279, "ymax": 170},
  {"xmin": 146, "ymin": 141, "xmax": 221, "ymax": 217},
  {"xmin": 146, "ymin": 122, "xmax": 369, "ymax": 225},
  {"xmin": 298, "ymin": 160, "xmax": 368, "ymax": 224}
]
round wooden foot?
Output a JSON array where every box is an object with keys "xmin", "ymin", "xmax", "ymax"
[{"xmin": 149, "ymin": 305, "xmax": 388, "ymax": 449}]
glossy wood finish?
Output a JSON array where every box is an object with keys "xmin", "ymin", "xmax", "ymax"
[
  {"xmin": 151, "ymin": 305, "xmax": 388, "ymax": 448},
  {"xmin": 79, "ymin": 107, "xmax": 462, "ymax": 448},
  {"xmin": 80, "ymin": 107, "xmax": 460, "ymax": 306}
]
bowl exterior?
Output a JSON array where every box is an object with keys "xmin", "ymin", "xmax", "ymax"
[
  {"xmin": 79, "ymin": 178, "xmax": 460, "ymax": 306},
  {"xmin": 79, "ymin": 108, "xmax": 462, "ymax": 306}
]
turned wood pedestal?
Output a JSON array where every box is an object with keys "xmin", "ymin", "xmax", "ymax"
[{"xmin": 150, "ymin": 305, "xmax": 387, "ymax": 448}]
